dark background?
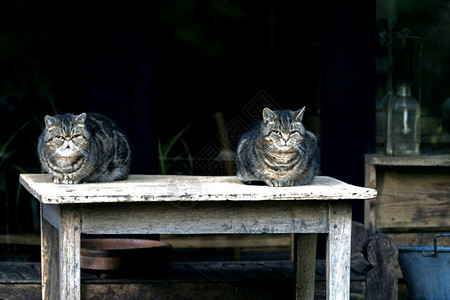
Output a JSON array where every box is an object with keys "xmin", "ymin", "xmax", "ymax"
[{"xmin": 0, "ymin": 0, "xmax": 375, "ymax": 234}]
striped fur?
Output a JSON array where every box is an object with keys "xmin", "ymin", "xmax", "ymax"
[
  {"xmin": 235, "ymin": 107, "xmax": 319, "ymax": 187},
  {"xmin": 38, "ymin": 112, "xmax": 131, "ymax": 184}
]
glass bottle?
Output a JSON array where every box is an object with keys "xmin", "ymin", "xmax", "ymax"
[{"xmin": 386, "ymin": 82, "xmax": 420, "ymax": 155}]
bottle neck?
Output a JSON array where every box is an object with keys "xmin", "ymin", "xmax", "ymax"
[{"xmin": 397, "ymin": 84, "xmax": 411, "ymax": 97}]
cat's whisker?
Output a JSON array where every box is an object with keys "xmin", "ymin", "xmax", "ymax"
[
  {"xmin": 78, "ymin": 149, "xmax": 89, "ymax": 159},
  {"xmin": 263, "ymin": 144, "xmax": 276, "ymax": 156},
  {"xmin": 72, "ymin": 144, "xmax": 89, "ymax": 158},
  {"xmin": 48, "ymin": 151, "xmax": 58, "ymax": 159},
  {"xmin": 294, "ymin": 145, "xmax": 306, "ymax": 155}
]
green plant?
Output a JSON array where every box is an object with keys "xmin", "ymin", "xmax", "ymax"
[
  {"xmin": 0, "ymin": 96, "xmax": 57, "ymax": 235},
  {"xmin": 0, "ymin": 121, "xmax": 32, "ymax": 181},
  {"xmin": 0, "ymin": 121, "xmax": 32, "ymax": 232},
  {"xmin": 158, "ymin": 125, "xmax": 193, "ymax": 175}
]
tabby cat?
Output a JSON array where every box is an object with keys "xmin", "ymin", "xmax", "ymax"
[
  {"xmin": 38, "ymin": 112, "xmax": 131, "ymax": 184},
  {"xmin": 235, "ymin": 107, "xmax": 319, "ymax": 187}
]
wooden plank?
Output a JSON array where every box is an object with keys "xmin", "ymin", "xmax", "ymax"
[
  {"xmin": 206, "ymin": 262, "xmax": 241, "ymax": 280},
  {"xmin": 0, "ymin": 233, "xmax": 40, "ymax": 246},
  {"xmin": 79, "ymin": 281, "xmax": 294, "ymax": 300},
  {"xmin": 1, "ymin": 281, "xmax": 291, "ymax": 300},
  {"xmin": 143, "ymin": 264, "xmax": 184, "ymax": 281},
  {"xmin": 326, "ymin": 201, "xmax": 352, "ymax": 300},
  {"xmin": 14, "ymin": 264, "xmax": 40, "ymax": 281},
  {"xmin": 0, "ymin": 260, "xmax": 379, "ymax": 299},
  {"xmin": 0, "ymin": 281, "xmax": 369, "ymax": 300},
  {"xmin": 294, "ymin": 233, "xmax": 317, "ymax": 300},
  {"xmin": 33, "ymin": 264, "xmax": 41, "ymax": 277},
  {"xmin": 222, "ymin": 263, "xmax": 260, "ymax": 279},
  {"xmin": 187, "ymin": 263, "xmax": 224, "ymax": 280},
  {"xmin": 81, "ymin": 201, "xmax": 330, "ymax": 235},
  {"xmin": 241, "ymin": 262, "xmax": 280, "ymax": 279},
  {"xmin": 41, "ymin": 204, "xmax": 59, "ymax": 300},
  {"xmin": 0, "ymin": 264, "xmax": 24, "ymax": 281},
  {"xmin": 386, "ymin": 232, "xmax": 450, "ymax": 247},
  {"xmin": 365, "ymin": 154, "xmax": 450, "ymax": 167},
  {"xmin": 364, "ymin": 160, "xmax": 377, "ymax": 233},
  {"xmin": 169, "ymin": 263, "xmax": 203, "ymax": 280},
  {"xmin": 0, "ymin": 261, "xmax": 372, "ymax": 299},
  {"xmin": 19, "ymin": 174, "xmax": 376, "ymax": 204},
  {"xmin": 160, "ymin": 234, "xmax": 291, "ymax": 249},
  {"xmin": 0, "ymin": 283, "xmax": 41, "ymax": 300},
  {"xmin": 375, "ymin": 168, "xmax": 450, "ymax": 231},
  {"xmin": 264, "ymin": 261, "xmax": 294, "ymax": 278},
  {"xmin": 0, "ymin": 260, "xmax": 358, "ymax": 283},
  {"xmin": 58, "ymin": 205, "xmax": 82, "ymax": 300}
]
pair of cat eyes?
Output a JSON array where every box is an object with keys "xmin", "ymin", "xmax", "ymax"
[
  {"xmin": 55, "ymin": 134, "xmax": 83, "ymax": 140},
  {"xmin": 272, "ymin": 130, "xmax": 300, "ymax": 136}
]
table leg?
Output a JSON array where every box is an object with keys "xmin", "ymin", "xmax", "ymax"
[
  {"xmin": 326, "ymin": 201, "xmax": 352, "ymax": 300},
  {"xmin": 59, "ymin": 205, "xmax": 82, "ymax": 300},
  {"xmin": 41, "ymin": 204, "xmax": 82, "ymax": 300},
  {"xmin": 294, "ymin": 233, "xmax": 318, "ymax": 300},
  {"xmin": 41, "ymin": 204, "xmax": 59, "ymax": 300}
]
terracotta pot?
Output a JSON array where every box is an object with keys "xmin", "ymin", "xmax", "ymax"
[{"xmin": 81, "ymin": 238, "xmax": 172, "ymax": 271}]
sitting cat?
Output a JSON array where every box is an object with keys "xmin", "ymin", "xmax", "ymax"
[
  {"xmin": 235, "ymin": 107, "xmax": 319, "ymax": 187},
  {"xmin": 38, "ymin": 112, "xmax": 131, "ymax": 184}
]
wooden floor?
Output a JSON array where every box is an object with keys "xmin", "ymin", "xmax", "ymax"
[{"xmin": 0, "ymin": 260, "xmax": 370, "ymax": 300}]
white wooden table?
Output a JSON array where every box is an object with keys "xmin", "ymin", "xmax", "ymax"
[{"xmin": 19, "ymin": 174, "xmax": 376, "ymax": 300}]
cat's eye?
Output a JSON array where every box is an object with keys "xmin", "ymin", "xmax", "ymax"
[{"xmin": 273, "ymin": 130, "xmax": 282, "ymax": 135}]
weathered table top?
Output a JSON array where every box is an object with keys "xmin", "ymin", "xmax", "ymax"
[
  {"xmin": 19, "ymin": 174, "xmax": 377, "ymax": 204},
  {"xmin": 21, "ymin": 174, "xmax": 374, "ymax": 300}
]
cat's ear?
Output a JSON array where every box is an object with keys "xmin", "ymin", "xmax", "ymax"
[
  {"xmin": 44, "ymin": 115, "xmax": 56, "ymax": 128},
  {"xmin": 75, "ymin": 113, "xmax": 87, "ymax": 124},
  {"xmin": 294, "ymin": 107, "xmax": 306, "ymax": 122},
  {"xmin": 263, "ymin": 108, "xmax": 276, "ymax": 123}
]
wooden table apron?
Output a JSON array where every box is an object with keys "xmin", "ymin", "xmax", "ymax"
[{"xmin": 20, "ymin": 174, "xmax": 374, "ymax": 300}]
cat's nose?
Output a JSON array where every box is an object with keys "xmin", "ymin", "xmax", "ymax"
[
  {"xmin": 281, "ymin": 133, "xmax": 289, "ymax": 141},
  {"xmin": 62, "ymin": 141, "xmax": 72, "ymax": 149}
]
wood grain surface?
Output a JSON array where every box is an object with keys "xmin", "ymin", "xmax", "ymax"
[{"xmin": 20, "ymin": 174, "xmax": 376, "ymax": 204}]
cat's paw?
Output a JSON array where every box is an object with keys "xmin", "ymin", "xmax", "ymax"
[
  {"xmin": 52, "ymin": 174, "xmax": 79, "ymax": 184},
  {"xmin": 266, "ymin": 180, "xmax": 276, "ymax": 187},
  {"xmin": 268, "ymin": 179, "xmax": 292, "ymax": 187},
  {"xmin": 52, "ymin": 176, "xmax": 63, "ymax": 184},
  {"xmin": 63, "ymin": 174, "xmax": 79, "ymax": 184}
]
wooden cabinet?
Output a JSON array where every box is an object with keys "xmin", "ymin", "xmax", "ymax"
[{"xmin": 364, "ymin": 154, "xmax": 450, "ymax": 247}]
